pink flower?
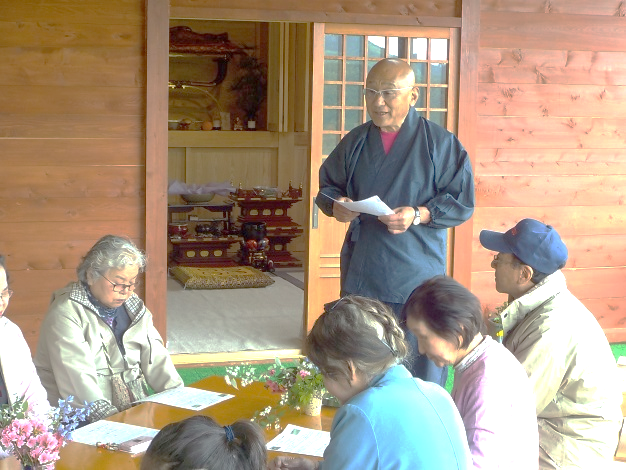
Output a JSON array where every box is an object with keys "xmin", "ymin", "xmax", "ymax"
[{"xmin": 299, "ymin": 370, "xmax": 311, "ymax": 378}]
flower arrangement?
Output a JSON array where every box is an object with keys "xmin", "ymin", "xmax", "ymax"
[
  {"xmin": 225, "ymin": 358, "xmax": 326, "ymax": 425},
  {"xmin": 0, "ymin": 395, "xmax": 91, "ymax": 469}
]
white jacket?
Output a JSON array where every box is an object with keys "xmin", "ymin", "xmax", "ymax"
[
  {"xmin": 501, "ymin": 271, "xmax": 622, "ymax": 469},
  {"xmin": 0, "ymin": 316, "xmax": 51, "ymax": 460}
]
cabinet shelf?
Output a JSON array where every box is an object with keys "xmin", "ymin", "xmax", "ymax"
[{"xmin": 168, "ymin": 130, "xmax": 277, "ymax": 148}]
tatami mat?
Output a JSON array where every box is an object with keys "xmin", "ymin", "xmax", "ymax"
[{"xmin": 166, "ymin": 272, "xmax": 304, "ymax": 354}]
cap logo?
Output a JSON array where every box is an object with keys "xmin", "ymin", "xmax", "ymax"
[{"xmin": 511, "ymin": 228, "xmax": 518, "ymax": 235}]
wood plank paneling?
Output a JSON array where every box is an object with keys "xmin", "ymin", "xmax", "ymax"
[
  {"xmin": 475, "ymin": 149, "xmax": 626, "ymax": 176},
  {"xmin": 0, "ymin": 197, "xmax": 144, "ymax": 222},
  {"xmin": 478, "ymin": 116, "xmax": 626, "ymax": 149},
  {"xmin": 472, "ymin": 234, "xmax": 626, "ymax": 270},
  {"xmin": 0, "ymin": 114, "xmax": 143, "ymax": 139},
  {"xmin": 475, "ymin": 175, "xmax": 626, "ymax": 207},
  {"xmin": 478, "ymin": 83, "xmax": 626, "ymax": 118},
  {"xmin": 479, "ymin": 49, "xmax": 626, "ymax": 86},
  {"xmin": 481, "ymin": 0, "xmax": 626, "ymax": 16},
  {"xmin": 8, "ymin": 269, "xmax": 77, "ymax": 294},
  {"xmin": 0, "ymin": 139, "xmax": 144, "ymax": 166},
  {"xmin": 171, "ymin": 0, "xmax": 462, "ymax": 25},
  {"xmin": 472, "ymin": 206, "xmax": 626, "ymax": 236},
  {"xmin": 0, "ymin": 239, "xmax": 141, "ymax": 271},
  {"xmin": 0, "ymin": 21, "xmax": 142, "ymax": 48},
  {"xmin": 0, "ymin": 1, "xmax": 144, "ymax": 25},
  {"xmin": 481, "ymin": 11, "xmax": 626, "ymax": 51},
  {"xmin": 0, "ymin": 167, "xmax": 144, "ymax": 198},
  {"xmin": 0, "ymin": 46, "xmax": 145, "ymax": 87},
  {"xmin": 0, "ymin": 222, "xmax": 143, "ymax": 242},
  {"xmin": 0, "ymin": 86, "xmax": 144, "ymax": 115}
]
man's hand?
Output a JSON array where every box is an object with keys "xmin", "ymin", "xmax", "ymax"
[
  {"xmin": 333, "ymin": 197, "xmax": 360, "ymax": 223},
  {"xmin": 378, "ymin": 206, "xmax": 416, "ymax": 234}
]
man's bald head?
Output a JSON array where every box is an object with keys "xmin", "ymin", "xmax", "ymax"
[
  {"xmin": 367, "ymin": 58, "xmax": 415, "ymax": 87},
  {"xmin": 365, "ymin": 59, "xmax": 418, "ymax": 132}
]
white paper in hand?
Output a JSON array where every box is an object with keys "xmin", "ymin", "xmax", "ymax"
[{"xmin": 333, "ymin": 196, "xmax": 394, "ymax": 217}]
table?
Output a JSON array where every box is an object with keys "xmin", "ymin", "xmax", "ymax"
[
  {"xmin": 168, "ymin": 203, "xmax": 234, "ymax": 234},
  {"xmin": 0, "ymin": 377, "xmax": 335, "ymax": 470},
  {"xmin": 169, "ymin": 237, "xmax": 240, "ymax": 267}
]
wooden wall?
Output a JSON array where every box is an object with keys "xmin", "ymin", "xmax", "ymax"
[
  {"xmin": 473, "ymin": 0, "xmax": 626, "ymax": 341},
  {"xmin": 0, "ymin": 0, "xmax": 147, "ymax": 351}
]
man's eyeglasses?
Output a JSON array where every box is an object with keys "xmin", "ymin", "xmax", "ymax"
[
  {"xmin": 0, "ymin": 289, "xmax": 13, "ymax": 301},
  {"xmin": 363, "ymin": 86, "xmax": 414, "ymax": 100},
  {"xmin": 102, "ymin": 275, "xmax": 140, "ymax": 293}
]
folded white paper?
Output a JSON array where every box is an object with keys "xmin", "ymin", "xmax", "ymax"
[{"xmin": 332, "ymin": 196, "xmax": 394, "ymax": 217}]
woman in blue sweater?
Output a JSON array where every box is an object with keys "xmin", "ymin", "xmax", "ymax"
[{"xmin": 269, "ymin": 295, "xmax": 471, "ymax": 470}]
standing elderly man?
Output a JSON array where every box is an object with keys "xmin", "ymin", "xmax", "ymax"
[
  {"xmin": 315, "ymin": 58, "xmax": 475, "ymax": 385},
  {"xmin": 480, "ymin": 218, "xmax": 622, "ymax": 469}
]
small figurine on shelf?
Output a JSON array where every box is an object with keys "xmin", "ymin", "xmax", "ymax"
[
  {"xmin": 238, "ymin": 221, "xmax": 274, "ymax": 272},
  {"xmin": 233, "ymin": 116, "xmax": 244, "ymax": 131}
]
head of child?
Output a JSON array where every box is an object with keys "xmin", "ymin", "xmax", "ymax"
[
  {"xmin": 140, "ymin": 415, "xmax": 266, "ymax": 470},
  {"xmin": 306, "ymin": 295, "xmax": 409, "ymax": 404}
]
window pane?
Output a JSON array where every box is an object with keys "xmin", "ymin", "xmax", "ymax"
[
  {"xmin": 414, "ymin": 87, "xmax": 426, "ymax": 108},
  {"xmin": 431, "ymin": 39, "xmax": 448, "ymax": 60},
  {"xmin": 430, "ymin": 63, "xmax": 448, "ymax": 84},
  {"xmin": 345, "ymin": 84, "xmax": 364, "ymax": 107},
  {"xmin": 430, "ymin": 87, "xmax": 447, "ymax": 109},
  {"xmin": 430, "ymin": 111, "xmax": 447, "ymax": 128},
  {"xmin": 325, "ymin": 34, "xmax": 343, "ymax": 56},
  {"xmin": 410, "ymin": 38, "xmax": 427, "ymax": 60},
  {"xmin": 388, "ymin": 37, "xmax": 400, "ymax": 58},
  {"xmin": 324, "ymin": 59, "xmax": 342, "ymax": 81},
  {"xmin": 346, "ymin": 35, "xmax": 364, "ymax": 57},
  {"xmin": 346, "ymin": 60, "xmax": 364, "ymax": 82},
  {"xmin": 323, "ymin": 109, "xmax": 341, "ymax": 131},
  {"xmin": 368, "ymin": 36, "xmax": 385, "ymax": 58},
  {"xmin": 345, "ymin": 110, "xmax": 363, "ymax": 131},
  {"xmin": 411, "ymin": 62, "xmax": 427, "ymax": 84},
  {"xmin": 324, "ymin": 84, "xmax": 341, "ymax": 106},
  {"xmin": 323, "ymin": 134, "xmax": 341, "ymax": 155}
]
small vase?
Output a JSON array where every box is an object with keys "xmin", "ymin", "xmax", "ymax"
[
  {"xmin": 22, "ymin": 464, "xmax": 54, "ymax": 470},
  {"xmin": 301, "ymin": 394, "xmax": 323, "ymax": 416}
]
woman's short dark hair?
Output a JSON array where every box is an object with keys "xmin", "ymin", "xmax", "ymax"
[
  {"xmin": 306, "ymin": 295, "xmax": 408, "ymax": 383},
  {"xmin": 141, "ymin": 415, "xmax": 266, "ymax": 470},
  {"xmin": 403, "ymin": 276, "xmax": 485, "ymax": 350}
]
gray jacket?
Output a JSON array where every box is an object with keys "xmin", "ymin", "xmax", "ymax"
[
  {"xmin": 34, "ymin": 282, "xmax": 182, "ymax": 419},
  {"xmin": 501, "ymin": 271, "xmax": 622, "ymax": 469}
]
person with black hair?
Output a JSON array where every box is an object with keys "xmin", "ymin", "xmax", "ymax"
[
  {"xmin": 403, "ymin": 276, "xmax": 538, "ymax": 469},
  {"xmin": 141, "ymin": 415, "xmax": 266, "ymax": 470},
  {"xmin": 480, "ymin": 218, "xmax": 622, "ymax": 469},
  {"xmin": 269, "ymin": 295, "xmax": 470, "ymax": 470}
]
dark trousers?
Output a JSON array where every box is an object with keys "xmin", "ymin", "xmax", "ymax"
[{"xmin": 385, "ymin": 301, "xmax": 448, "ymax": 388}]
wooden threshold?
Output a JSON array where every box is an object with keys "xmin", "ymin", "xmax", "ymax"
[{"xmin": 171, "ymin": 349, "xmax": 303, "ymax": 367}]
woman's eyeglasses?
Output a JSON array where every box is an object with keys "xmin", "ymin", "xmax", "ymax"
[
  {"xmin": 0, "ymin": 289, "xmax": 13, "ymax": 301},
  {"xmin": 101, "ymin": 275, "xmax": 140, "ymax": 293}
]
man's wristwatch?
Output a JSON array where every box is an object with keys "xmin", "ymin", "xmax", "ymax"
[{"xmin": 412, "ymin": 207, "xmax": 421, "ymax": 225}]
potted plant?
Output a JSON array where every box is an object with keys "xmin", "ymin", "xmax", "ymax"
[
  {"xmin": 225, "ymin": 358, "xmax": 326, "ymax": 417},
  {"xmin": 230, "ymin": 54, "xmax": 267, "ymax": 130}
]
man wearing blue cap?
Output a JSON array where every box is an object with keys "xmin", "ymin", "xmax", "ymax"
[{"xmin": 480, "ymin": 218, "xmax": 622, "ymax": 469}]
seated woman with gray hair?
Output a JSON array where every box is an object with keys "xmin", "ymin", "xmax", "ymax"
[
  {"xmin": 269, "ymin": 295, "xmax": 471, "ymax": 470},
  {"xmin": 34, "ymin": 235, "xmax": 183, "ymax": 422}
]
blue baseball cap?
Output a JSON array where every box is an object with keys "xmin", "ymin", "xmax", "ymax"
[{"xmin": 479, "ymin": 219, "xmax": 568, "ymax": 275}]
